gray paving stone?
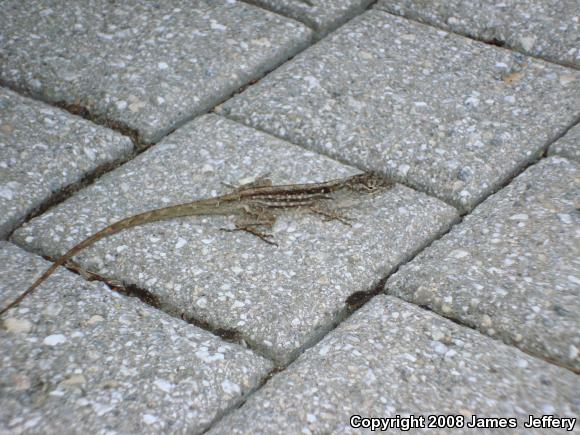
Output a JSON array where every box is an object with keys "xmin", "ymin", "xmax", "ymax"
[
  {"xmin": 549, "ymin": 124, "xmax": 580, "ymax": 163},
  {"xmin": 0, "ymin": 0, "xmax": 312, "ymax": 144},
  {"xmin": 245, "ymin": 0, "xmax": 374, "ymax": 37},
  {"xmin": 209, "ymin": 295, "xmax": 579, "ymax": 434},
  {"xmin": 11, "ymin": 114, "xmax": 458, "ymax": 365},
  {"xmin": 375, "ymin": 0, "xmax": 580, "ymax": 68},
  {"xmin": 387, "ymin": 157, "xmax": 580, "ymax": 371},
  {"xmin": 0, "ymin": 242, "xmax": 272, "ymax": 434},
  {"xmin": 0, "ymin": 87, "xmax": 133, "ymax": 240},
  {"xmin": 217, "ymin": 10, "xmax": 580, "ymax": 212}
]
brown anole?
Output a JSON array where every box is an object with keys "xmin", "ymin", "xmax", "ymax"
[{"xmin": 1, "ymin": 172, "xmax": 391, "ymax": 316}]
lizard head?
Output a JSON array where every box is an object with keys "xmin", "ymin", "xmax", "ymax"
[{"xmin": 349, "ymin": 172, "xmax": 393, "ymax": 193}]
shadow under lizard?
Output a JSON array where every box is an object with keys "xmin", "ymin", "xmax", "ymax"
[{"xmin": 0, "ymin": 172, "xmax": 391, "ymax": 316}]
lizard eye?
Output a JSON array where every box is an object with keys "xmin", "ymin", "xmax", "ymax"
[
  {"xmin": 364, "ymin": 173, "xmax": 391, "ymax": 191},
  {"xmin": 364, "ymin": 175, "xmax": 379, "ymax": 190}
]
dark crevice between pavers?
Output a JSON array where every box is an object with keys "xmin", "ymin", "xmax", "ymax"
[
  {"xmin": 1, "ymin": 0, "xmax": 576, "ymax": 425},
  {"xmin": 23, "ymin": 255, "xmax": 255, "ymax": 350},
  {"xmin": 120, "ymin": 281, "xmax": 245, "ymax": 344},
  {"xmin": 203, "ymin": 124, "xmax": 579, "ymax": 429},
  {"xmin": 202, "ymin": 214, "xmax": 460, "ymax": 433},
  {"xmin": 221, "ymin": 112, "xmax": 580, "ymax": 216},
  {"xmin": 71, "ymin": 265, "xmax": 247, "ymax": 345},
  {"xmin": 0, "ymin": 79, "xmax": 147, "ymax": 151},
  {"xmin": 373, "ymin": 118, "xmax": 580, "ymax": 375},
  {"xmin": 457, "ymin": 114, "xmax": 580, "ymax": 217},
  {"xmin": 0, "ymin": 24, "xmax": 317, "ymax": 206},
  {"xmin": 404, "ymin": 301, "xmax": 580, "ymax": 376},
  {"xmin": 218, "ymin": 115, "xmax": 460, "ymax": 212},
  {"xmin": 239, "ymin": 0, "xmax": 316, "ymax": 33},
  {"xmin": 6, "ymin": 158, "xmax": 133, "ymax": 242},
  {"xmin": 374, "ymin": 9, "xmax": 579, "ymax": 71},
  {"xmin": 198, "ymin": 366, "xmax": 285, "ymax": 435},
  {"xmin": 240, "ymin": 0, "xmax": 381, "ymax": 41},
  {"xmin": 9, "ymin": 249, "xmax": 278, "ymax": 435},
  {"xmin": 181, "ymin": 314, "xmax": 244, "ymax": 344},
  {"xmin": 53, "ymin": 101, "xmax": 145, "ymax": 151},
  {"xmin": 0, "ymin": 3, "xmax": 322, "ymax": 244},
  {"xmin": 95, "ymin": 274, "xmax": 278, "ymax": 363}
]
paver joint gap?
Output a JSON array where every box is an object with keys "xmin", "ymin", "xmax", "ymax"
[
  {"xmin": 25, "ymin": 252, "xmax": 280, "ymax": 364},
  {"xmin": 238, "ymin": 0, "xmax": 317, "ymax": 32},
  {"xmin": 240, "ymin": 0, "xmax": 382, "ymax": 40},
  {"xmin": 216, "ymin": 176, "xmax": 580, "ymax": 406},
  {"xmin": 374, "ymin": 8, "xmax": 580, "ymax": 71},
  {"xmin": 5, "ymin": 159, "xmax": 130, "ymax": 243},
  {"xmin": 201, "ymin": 210, "xmax": 462, "ymax": 433},
  {"xmin": 218, "ymin": 103, "xmax": 577, "ymax": 218},
  {"xmin": 0, "ymin": 80, "xmax": 144, "ymax": 150},
  {"xmin": 457, "ymin": 113, "xmax": 580, "ymax": 216},
  {"xmin": 199, "ymin": 365, "xmax": 286, "ymax": 435},
  {"xmin": 2, "ymin": 31, "xmax": 320, "ymax": 244},
  {"xmin": 218, "ymin": 113, "xmax": 463, "ymax": 211}
]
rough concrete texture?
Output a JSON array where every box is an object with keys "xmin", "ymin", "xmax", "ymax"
[
  {"xmin": 245, "ymin": 0, "xmax": 374, "ymax": 37},
  {"xmin": 549, "ymin": 124, "xmax": 580, "ymax": 162},
  {"xmin": 10, "ymin": 114, "xmax": 458, "ymax": 365},
  {"xmin": 375, "ymin": 0, "xmax": 580, "ymax": 68},
  {"xmin": 0, "ymin": 0, "xmax": 312, "ymax": 143},
  {"xmin": 210, "ymin": 295, "xmax": 579, "ymax": 434},
  {"xmin": 0, "ymin": 87, "xmax": 133, "ymax": 240},
  {"xmin": 387, "ymin": 157, "xmax": 580, "ymax": 371},
  {"xmin": 0, "ymin": 242, "xmax": 272, "ymax": 434},
  {"xmin": 218, "ymin": 11, "xmax": 580, "ymax": 212}
]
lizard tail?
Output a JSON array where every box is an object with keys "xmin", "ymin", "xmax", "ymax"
[
  {"xmin": 0, "ymin": 261, "xmax": 62, "ymax": 316},
  {"xmin": 1, "ymin": 216, "xmax": 137, "ymax": 317}
]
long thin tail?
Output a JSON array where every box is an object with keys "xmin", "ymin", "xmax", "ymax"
[{"xmin": 0, "ymin": 212, "xmax": 156, "ymax": 316}]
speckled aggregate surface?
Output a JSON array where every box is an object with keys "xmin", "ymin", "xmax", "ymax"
[
  {"xmin": 245, "ymin": 0, "xmax": 374, "ymax": 37},
  {"xmin": 549, "ymin": 124, "xmax": 580, "ymax": 162},
  {"xmin": 10, "ymin": 114, "xmax": 458, "ymax": 365},
  {"xmin": 0, "ymin": 242, "xmax": 272, "ymax": 434},
  {"xmin": 0, "ymin": 88, "xmax": 133, "ymax": 240},
  {"xmin": 387, "ymin": 157, "xmax": 580, "ymax": 371},
  {"xmin": 375, "ymin": 0, "xmax": 580, "ymax": 67},
  {"xmin": 218, "ymin": 10, "xmax": 580, "ymax": 211},
  {"xmin": 0, "ymin": 0, "xmax": 312, "ymax": 143},
  {"xmin": 209, "ymin": 295, "xmax": 579, "ymax": 434},
  {"xmin": 3, "ymin": 1, "xmax": 579, "ymax": 431}
]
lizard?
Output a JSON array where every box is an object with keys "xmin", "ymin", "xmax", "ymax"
[{"xmin": 0, "ymin": 172, "xmax": 391, "ymax": 316}]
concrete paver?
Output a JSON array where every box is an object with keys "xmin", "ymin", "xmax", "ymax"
[
  {"xmin": 210, "ymin": 295, "xmax": 579, "ymax": 434},
  {"xmin": 2, "ymin": 1, "xmax": 579, "ymax": 431},
  {"xmin": 0, "ymin": 242, "xmax": 273, "ymax": 434},
  {"xmin": 0, "ymin": 87, "xmax": 133, "ymax": 240},
  {"xmin": 0, "ymin": 0, "xmax": 312, "ymax": 143},
  {"xmin": 218, "ymin": 10, "xmax": 580, "ymax": 211},
  {"xmin": 549, "ymin": 124, "xmax": 580, "ymax": 162},
  {"xmin": 245, "ymin": 0, "xmax": 374, "ymax": 37},
  {"xmin": 375, "ymin": 0, "xmax": 580, "ymax": 67},
  {"xmin": 10, "ymin": 114, "xmax": 458, "ymax": 366},
  {"xmin": 387, "ymin": 157, "xmax": 580, "ymax": 371}
]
